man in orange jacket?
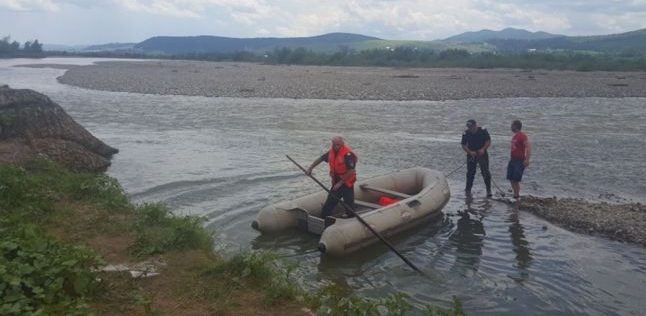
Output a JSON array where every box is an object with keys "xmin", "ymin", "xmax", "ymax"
[{"xmin": 306, "ymin": 136, "xmax": 358, "ymax": 218}]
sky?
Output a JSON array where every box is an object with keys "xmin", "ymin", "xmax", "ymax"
[{"xmin": 2, "ymin": 0, "xmax": 646, "ymax": 45}]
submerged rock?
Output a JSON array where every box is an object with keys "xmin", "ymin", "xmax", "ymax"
[{"xmin": 0, "ymin": 85, "xmax": 118, "ymax": 171}]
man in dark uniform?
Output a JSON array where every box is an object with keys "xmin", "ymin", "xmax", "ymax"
[
  {"xmin": 461, "ymin": 119, "xmax": 492, "ymax": 197},
  {"xmin": 306, "ymin": 136, "xmax": 358, "ymax": 218}
]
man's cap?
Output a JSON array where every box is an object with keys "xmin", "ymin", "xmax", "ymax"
[{"xmin": 466, "ymin": 119, "xmax": 476, "ymax": 127}]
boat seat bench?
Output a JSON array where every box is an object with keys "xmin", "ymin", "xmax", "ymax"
[
  {"xmin": 354, "ymin": 200, "xmax": 382, "ymax": 209},
  {"xmin": 359, "ymin": 184, "xmax": 411, "ymax": 199}
]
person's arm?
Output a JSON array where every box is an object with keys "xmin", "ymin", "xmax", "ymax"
[
  {"xmin": 333, "ymin": 169, "xmax": 356, "ymax": 190},
  {"xmin": 462, "ymin": 144, "xmax": 474, "ymax": 156},
  {"xmin": 524, "ymin": 137, "xmax": 532, "ymax": 167},
  {"xmin": 461, "ymin": 134, "xmax": 476, "ymax": 156},
  {"xmin": 478, "ymin": 140, "xmax": 491, "ymax": 156},
  {"xmin": 306, "ymin": 153, "xmax": 326, "ymax": 175},
  {"xmin": 478, "ymin": 129, "xmax": 491, "ymax": 156}
]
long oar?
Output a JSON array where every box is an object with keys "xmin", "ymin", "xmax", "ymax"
[{"xmin": 286, "ymin": 154, "xmax": 425, "ymax": 275}]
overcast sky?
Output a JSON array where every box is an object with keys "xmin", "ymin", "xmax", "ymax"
[{"xmin": 2, "ymin": 0, "xmax": 646, "ymax": 45}]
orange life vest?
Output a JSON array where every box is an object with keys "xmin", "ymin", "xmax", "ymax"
[{"xmin": 328, "ymin": 144, "xmax": 357, "ymax": 188}]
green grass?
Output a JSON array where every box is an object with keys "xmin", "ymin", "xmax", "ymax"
[
  {"xmin": 130, "ymin": 203, "xmax": 213, "ymax": 257},
  {"xmin": 204, "ymin": 251, "xmax": 302, "ymax": 305},
  {"xmin": 0, "ymin": 158, "xmax": 467, "ymax": 315},
  {"xmin": 0, "ymin": 159, "xmax": 214, "ymax": 314}
]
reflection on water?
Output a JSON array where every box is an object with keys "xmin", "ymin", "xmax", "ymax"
[
  {"xmin": 508, "ymin": 208, "xmax": 532, "ymax": 281},
  {"xmin": 450, "ymin": 211, "xmax": 485, "ymax": 275},
  {"xmin": 2, "ymin": 58, "xmax": 646, "ymax": 315}
]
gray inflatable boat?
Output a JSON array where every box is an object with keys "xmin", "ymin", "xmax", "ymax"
[{"xmin": 252, "ymin": 167, "xmax": 450, "ymax": 256}]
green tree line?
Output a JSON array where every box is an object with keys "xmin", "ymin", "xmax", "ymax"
[
  {"xmin": 0, "ymin": 36, "xmax": 43, "ymax": 56},
  {"xmin": 83, "ymin": 46, "xmax": 646, "ymax": 71},
  {"xmin": 38, "ymin": 43, "xmax": 646, "ymax": 71},
  {"xmin": 261, "ymin": 46, "xmax": 646, "ymax": 71}
]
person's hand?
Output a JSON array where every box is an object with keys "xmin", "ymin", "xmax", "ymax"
[
  {"xmin": 523, "ymin": 159, "xmax": 530, "ymax": 168},
  {"xmin": 305, "ymin": 166, "xmax": 312, "ymax": 176},
  {"xmin": 332, "ymin": 182, "xmax": 343, "ymax": 191},
  {"xmin": 477, "ymin": 149, "xmax": 485, "ymax": 156}
]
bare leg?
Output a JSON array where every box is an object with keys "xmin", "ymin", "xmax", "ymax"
[{"xmin": 511, "ymin": 181, "xmax": 520, "ymax": 198}]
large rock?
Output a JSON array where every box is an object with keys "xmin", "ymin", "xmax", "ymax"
[{"xmin": 0, "ymin": 85, "xmax": 118, "ymax": 171}]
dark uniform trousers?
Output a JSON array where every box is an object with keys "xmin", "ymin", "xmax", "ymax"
[
  {"xmin": 466, "ymin": 152, "xmax": 492, "ymax": 193},
  {"xmin": 321, "ymin": 185, "xmax": 355, "ymax": 218}
]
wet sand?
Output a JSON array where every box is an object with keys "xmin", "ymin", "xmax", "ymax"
[
  {"xmin": 521, "ymin": 196, "xmax": 646, "ymax": 246},
  {"xmin": 22, "ymin": 60, "xmax": 646, "ymax": 100}
]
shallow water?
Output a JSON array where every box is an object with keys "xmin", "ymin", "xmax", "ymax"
[{"xmin": 2, "ymin": 58, "xmax": 646, "ymax": 315}]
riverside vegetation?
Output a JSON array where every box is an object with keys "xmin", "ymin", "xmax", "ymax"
[
  {"xmin": 62, "ymin": 46, "xmax": 646, "ymax": 72},
  {"xmin": 0, "ymin": 159, "xmax": 465, "ymax": 315}
]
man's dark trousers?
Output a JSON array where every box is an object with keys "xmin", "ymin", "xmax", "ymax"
[
  {"xmin": 466, "ymin": 153, "xmax": 492, "ymax": 193},
  {"xmin": 321, "ymin": 185, "xmax": 354, "ymax": 218}
]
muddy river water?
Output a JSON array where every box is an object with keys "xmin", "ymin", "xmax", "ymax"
[{"xmin": 2, "ymin": 58, "xmax": 645, "ymax": 315}]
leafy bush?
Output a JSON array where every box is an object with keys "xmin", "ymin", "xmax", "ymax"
[
  {"xmin": 0, "ymin": 226, "xmax": 102, "ymax": 315},
  {"xmin": 206, "ymin": 251, "xmax": 301, "ymax": 305},
  {"xmin": 131, "ymin": 203, "xmax": 213, "ymax": 256},
  {"xmin": 0, "ymin": 166, "xmax": 50, "ymax": 215},
  {"xmin": 313, "ymin": 283, "xmax": 413, "ymax": 316}
]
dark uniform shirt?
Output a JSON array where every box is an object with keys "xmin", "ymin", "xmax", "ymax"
[
  {"xmin": 320, "ymin": 151, "xmax": 357, "ymax": 169},
  {"xmin": 461, "ymin": 127, "xmax": 490, "ymax": 151}
]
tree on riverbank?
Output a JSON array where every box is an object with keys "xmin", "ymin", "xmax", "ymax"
[{"xmin": 0, "ymin": 36, "xmax": 43, "ymax": 57}]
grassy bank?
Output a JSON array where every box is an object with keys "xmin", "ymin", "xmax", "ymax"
[{"xmin": 0, "ymin": 159, "xmax": 464, "ymax": 315}]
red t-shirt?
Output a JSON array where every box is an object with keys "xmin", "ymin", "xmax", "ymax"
[{"xmin": 511, "ymin": 132, "xmax": 528, "ymax": 160}]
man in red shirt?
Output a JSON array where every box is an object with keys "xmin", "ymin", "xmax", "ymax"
[{"xmin": 507, "ymin": 120, "xmax": 531, "ymax": 200}]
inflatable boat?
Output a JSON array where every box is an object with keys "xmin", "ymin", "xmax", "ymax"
[{"xmin": 252, "ymin": 167, "xmax": 450, "ymax": 256}]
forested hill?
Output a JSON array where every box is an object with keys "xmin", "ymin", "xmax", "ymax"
[
  {"xmin": 134, "ymin": 33, "xmax": 380, "ymax": 54},
  {"xmin": 485, "ymin": 28, "xmax": 646, "ymax": 53},
  {"xmin": 445, "ymin": 27, "xmax": 563, "ymax": 43}
]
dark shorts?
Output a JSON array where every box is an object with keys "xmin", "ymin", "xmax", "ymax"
[{"xmin": 507, "ymin": 159, "xmax": 525, "ymax": 182}]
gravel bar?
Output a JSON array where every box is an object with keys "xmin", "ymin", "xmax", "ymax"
[
  {"xmin": 521, "ymin": 196, "xmax": 646, "ymax": 246},
  {"xmin": 44, "ymin": 60, "xmax": 646, "ymax": 100}
]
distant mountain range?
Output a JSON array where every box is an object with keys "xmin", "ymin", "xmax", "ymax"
[
  {"xmin": 135, "ymin": 33, "xmax": 379, "ymax": 54},
  {"xmin": 485, "ymin": 28, "xmax": 646, "ymax": 53},
  {"xmin": 41, "ymin": 43, "xmax": 86, "ymax": 52},
  {"xmin": 444, "ymin": 27, "xmax": 563, "ymax": 43},
  {"xmin": 50, "ymin": 28, "xmax": 646, "ymax": 55},
  {"xmin": 83, "ymin": 42, "xmax": 136, "ymax": 52}
]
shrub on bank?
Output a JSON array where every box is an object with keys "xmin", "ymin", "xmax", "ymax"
[
  {"xmin": 0, "ymin": 160, "xmax": 213, "ymax": 313},
  {"xmin": 0, "ymin": 226, "xmax": 102, "ymax": 315},
  {"xmin": 131, "ymin": 203, "xmax": 213, "ymax": 256}
]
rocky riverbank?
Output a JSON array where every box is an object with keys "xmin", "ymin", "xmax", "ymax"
[
  {"xmin": 520, "ymin": 196, "xmax": 646, "ymax": 246},
  {"xmin": 23, "ymin": 60, "xmax": 646, "ymax": 100},
  {"xmin": 0, "ymin": 85, "xmax": 117, "ymax": 171}
]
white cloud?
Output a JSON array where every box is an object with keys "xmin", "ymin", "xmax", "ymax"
[
  {"xmin": 111, "ymin": 0, "xmax": 274, "ymax": 19},
  {"xmin": 114, "ymin": 0, "xmax": 201, "ymax": 18},
  {"xmin": 0, "ymin": 0, "xmax": 59, "ymax": 11},
  {"xmin": 1, "ymin": 0, "xmax": 646, "ymax": 44}
]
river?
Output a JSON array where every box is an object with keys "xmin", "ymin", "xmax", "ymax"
[{"xmin": 2, "ymin": 58, "xmax": 645, "ymax": 315}]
